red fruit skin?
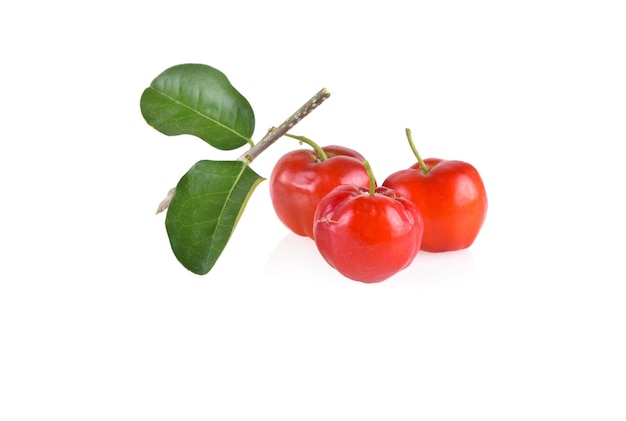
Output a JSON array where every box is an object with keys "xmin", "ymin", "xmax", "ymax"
[
  {"xmin": 269, "ymin": 145, "xmax": 371, "ymax": 239},
  {"xmin": 383, "ymin": 158, "xmax": 488, "ymax": 252},
  {"xmin": 313, "ymin": 185, "xmax": 424, "ymax": 283}
]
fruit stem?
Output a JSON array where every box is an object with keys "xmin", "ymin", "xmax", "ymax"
[
  {"xmin": 283, "ymin": 133, "xmax": 328, "ymax": 161},
  {"xmin": 238, "ymin": 88, "xmax": 331, "ymax": 164},
  {"xmin": 405, "ymin": 128, "xmax": 429, "ymax": 174},
  {"xmin": 363, "ymin": 160, "xmax": 377, "ymax": 196}
]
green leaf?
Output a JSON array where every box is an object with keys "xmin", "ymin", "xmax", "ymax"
[
  {"xmin": 140, "ymin": 63, "xmax": 255, "ymax": 150},
  {"xmin": 165, "ymin": 160, "xmax": 264, "ymax": 275}
]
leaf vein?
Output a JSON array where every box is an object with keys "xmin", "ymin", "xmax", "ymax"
[{"xmin": 151, "ymin": 87, "xmax": 248, "ymax": 142}]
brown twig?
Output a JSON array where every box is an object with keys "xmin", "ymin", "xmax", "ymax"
[{"xmin": 155, "ymin": 88, "xmax": 331, "ymax": 214}]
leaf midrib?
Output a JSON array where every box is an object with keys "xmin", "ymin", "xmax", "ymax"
[{"xmin": 150, "ymin": 86, "xmax": 249, "ymax": 142}]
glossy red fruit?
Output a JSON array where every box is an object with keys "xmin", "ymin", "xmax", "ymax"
[
  {"xmin": 383, "ymin": 157, "xmax": 487, "ymax": 252},
  {"xmin": 270, "ymin": 145, "xmax": 372, "ymax": 239},
  {"xmin": 313, "ymin": 184, "xmax": 423, "ymax": 283}
]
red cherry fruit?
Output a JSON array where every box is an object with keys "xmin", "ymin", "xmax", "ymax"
[
  {"xmin": 269, "ymin": 135, "xmax": 372, "ymax": 239},
  {"xmin": 314, "ymin": 162, "xmax": 423, "ymax": 283},
  {"xmin": 383, "ymin": 129, "xmax": 488, "ymax": 252}
]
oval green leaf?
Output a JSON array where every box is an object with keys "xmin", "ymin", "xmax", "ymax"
[
  {"xmin": 165, "ymin": 160, "xmax": 264, "ymax": 275},
  {"xmin": 140, "ymin": 64, "xmax": 255, "ymax": 150}
]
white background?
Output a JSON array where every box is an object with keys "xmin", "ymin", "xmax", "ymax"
[{"xmin": 1, "ymin": 1, "xmax": 625, "ymax": 419}]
